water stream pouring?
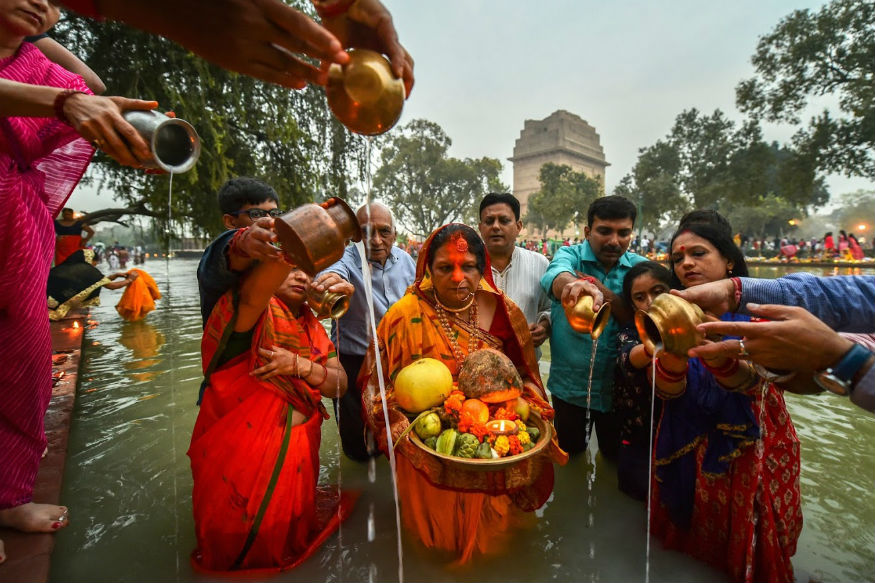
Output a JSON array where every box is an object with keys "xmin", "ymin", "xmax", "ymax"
[
  {"xmin": 273, "ymin": 197, "xmax": 361, "ymax": 276},
  {"xmin": 325, "ymin": 49, "xmax": 405, "ymax": 136},
  {"xmin": 123, "ymin": 110, "xmax": 201, "ymax": 174}
]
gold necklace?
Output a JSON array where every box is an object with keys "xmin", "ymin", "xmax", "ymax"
[
  {"xmin": 434, "ymin": 294, "xmax": 480, "ymax": 364},
  {"xmin": 433, "ymin": 291, "xmax": 475, "ymax": 313}
]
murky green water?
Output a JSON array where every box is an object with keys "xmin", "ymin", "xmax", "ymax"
[{"xmin": 50, "ymin": 259, "xmax": 875, "ymax": 582}]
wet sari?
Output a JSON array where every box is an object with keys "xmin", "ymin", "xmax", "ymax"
[
  {"xmin": 115, "ymin": 269, "xmax": 161, "ymax": 321},
  {"xmin": 0, "ymin": 43, "xmax": 94, "ymax": 509},
  {"xmin": 47, "ymin": 249, "xmax": 108, "ymax": 320},
  {"xmin": 651, "ymin": 314, "xmax": 802, "ymax": 583},
  {"xmin": 363, "ymin": 224, "xmax": 567, "ymax": 563},
  {"xmin": 188, "ymin": 290, "xmax": 356, "ymax": 573}
]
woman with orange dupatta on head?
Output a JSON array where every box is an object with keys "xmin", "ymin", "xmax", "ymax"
[
  {"xmin": 362, "ymin": 223, "xmax": 568, "ymax": 564},
  {"xmin": 189, "ymin": 237, "xmax": 356, "ymax": 574}
]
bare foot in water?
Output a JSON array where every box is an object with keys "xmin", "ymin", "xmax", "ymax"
[{"xmin": 0, "ymin": 502, "xmax": 69, "ymax": 533}]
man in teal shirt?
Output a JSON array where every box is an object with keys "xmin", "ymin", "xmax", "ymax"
[{"xmin": 540, "ymin": 196, "xmax": 646, "ymax": 460}]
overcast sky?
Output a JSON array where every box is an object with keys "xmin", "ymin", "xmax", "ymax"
[{"xmin": 68, "ymin": 0, "xmax": 872, "ymax": 213}]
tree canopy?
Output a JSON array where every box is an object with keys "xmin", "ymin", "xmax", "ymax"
[
  {"xmin": 525, "ymin": 163, "xmax": 602, "ymax": 235},
  {"xmin": 54, "ymin": 2, "xmax": 369, "ymax": 238},
  {"xmin": 371, "ymin": 119, "xmax": 507, "ymax": 238},
  {"xmin": 614, "ymin": 108, "xmax": 829, "ymax": 236},
  {"xmin": 736, "ymin": 0, "xmax": 875, "ymax": 179}
]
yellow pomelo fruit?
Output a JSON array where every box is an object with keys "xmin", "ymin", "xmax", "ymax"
[{"xmin": 394, "ymin": 358, "xmax": 453, "ymax": 413}]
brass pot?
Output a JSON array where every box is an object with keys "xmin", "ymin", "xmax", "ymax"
[
  {"xmin": 325, "ymin": 49, "xmax": 405, "ymax": 136},
  {"xmin": 564, "ymin": 295, "xmax": 612, "ymax": 339},
  {"xmin": 635, "ymin": 293, "xmax": 705, "ymax": 356},
  {"xmin": 273, "ymin": 197, "xmax": 361, "ymax": 276},
  {"xmin": 308, "ymin": 289, "xmax": 350, "ymax": 320}
]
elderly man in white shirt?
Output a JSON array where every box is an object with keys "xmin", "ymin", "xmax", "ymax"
[{"xmin": 478, "ymin": 193, "xmax": 551, "ymax": 354}]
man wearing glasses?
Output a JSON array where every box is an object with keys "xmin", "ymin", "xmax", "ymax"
[{"xmin": 313, "ymin": 201, "xmax": 416, "ymax": 461}]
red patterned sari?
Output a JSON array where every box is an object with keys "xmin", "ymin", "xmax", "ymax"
[
  {"xmin": 0, "ymin": 43, "xmax": 94, "ymax": 510},
  {"xmin": 362, "ymin": 224, "xmax": 567, "ymax": 563},
  {"xmin": 188, "ymin": 291, "xmax": 356, "ymax": 573},
  {"xmin": 651, "ymin": 327, "xmax": 802, "ymax": 583}
]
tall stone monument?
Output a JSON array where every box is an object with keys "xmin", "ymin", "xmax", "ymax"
[{"xmin": 510, "ymin": 110, "xmax": 609, "ymax": 236}]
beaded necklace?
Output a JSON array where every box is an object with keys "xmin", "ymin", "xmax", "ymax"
[{"xmin": 433, "ymin": 291, "xmax": 481, "ymax": 364}]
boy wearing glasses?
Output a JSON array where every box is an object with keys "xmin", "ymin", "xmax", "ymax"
[{"xmin": 196, "ymin": 177, "xmax": 286, "ymax": 327}]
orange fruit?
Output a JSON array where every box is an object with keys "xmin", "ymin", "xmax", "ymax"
[{"xmin": 461, "ymin": 398, "xmax": 489, "ymax": 424}]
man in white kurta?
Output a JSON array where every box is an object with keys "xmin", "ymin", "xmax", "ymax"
[{"xmin": 478, "ymin": 193, "xmax": 551, "ymax": 357}]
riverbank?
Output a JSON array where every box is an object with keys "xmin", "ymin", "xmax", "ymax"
[{"xmin": 0, "ymin": 312, "xmax": 87, "ymax": 583}]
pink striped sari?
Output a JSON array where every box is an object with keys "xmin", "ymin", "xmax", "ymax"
[{"xmin": 0, "ymin": 43, "xmax": 94, "ymax": 508}]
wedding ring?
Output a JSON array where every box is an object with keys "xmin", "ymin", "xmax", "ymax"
[
  {"xmin": 91, "ymin": 138, "xmax": 104, "ymax": 149},
  {"xmin": 738, "ymin": 339, "xmax": 749, "ymax": 358}
]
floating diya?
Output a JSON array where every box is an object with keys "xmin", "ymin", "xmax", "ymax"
[{"xmin": 485, "ymin": 419, "xmax": 518, "ymax": 436}]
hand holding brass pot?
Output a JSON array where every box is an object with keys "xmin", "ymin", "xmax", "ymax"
[
  {"xmin": 273, "ymin": 197, "xmax": 361, "ymax": 276},
  {"xmin": 308, "ymin": 288, "xmax": 350, "ymax": 320},
  {"xmin": 325, "ymin": 49, "xmax": 405, "ymax": 135},
  {"xmin": 564, "ymin": 294, "xmax": 612, "ymax": 339},
  {"xmin": 635, "ymin": 293, "xmax": 706, "ymax": 356}
]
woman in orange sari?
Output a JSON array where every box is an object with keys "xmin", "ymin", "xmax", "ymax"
[
  {"xmin": 188, "ymin": 245, "xmax": 356, "ymax": 573},
  {"xmin": 363, "ymin": 223, "xmax": 567, "ymax": 563}
]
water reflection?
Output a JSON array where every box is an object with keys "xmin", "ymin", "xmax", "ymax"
[{"xmin": 50, "ymin": 260, "xmax": 874, "ymax": 582}]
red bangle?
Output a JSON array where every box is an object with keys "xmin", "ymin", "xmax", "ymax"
[
  {"xmin": 578, "ymin": 275, "xmax": 598, "ymax": 285},
  {"xmin": 703, "ymin": 358, "xmax": 739, "ymax": 377},
  {"xmin": 655, "ymin": 358, "xmax": 686, "ymax": 383},
  {"xmin": 229, "ymin": 227, "xmax": 250, "ymax": 258},
  {"xmin": 54, "ymin": 89, "xmax": 85, "ymax": 125},
  {"xmin": 731, "ymin": 277, "xmax": 742, "ymax": 309},
  {"xmin": 312, "ymin": 0, "xmax": 356, "ymax": 18}
]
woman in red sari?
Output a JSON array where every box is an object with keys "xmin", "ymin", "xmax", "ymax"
[
  {"xmin": 189, "ymin": 240, "xmax": 356, "ymax": 573},
  {"xmin": 649, "ymin": 223, "xmax": 802, "ymax": 583},
  {"xmin": 363, "ymin": 223, "xmax": 567, "ymax": 563},
  {"xmin": 0, "ymin": 0, "xmax": 155, "ymax": 562}
]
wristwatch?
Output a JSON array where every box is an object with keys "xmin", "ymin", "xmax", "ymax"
[{"xmin": 813, "ymin": 343, "xmax": 874, "ymax": 396}]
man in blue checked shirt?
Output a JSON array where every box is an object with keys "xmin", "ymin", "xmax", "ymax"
[{"xmin": 313, "ymin": 202, "xmax": 416, "ymax": 461}]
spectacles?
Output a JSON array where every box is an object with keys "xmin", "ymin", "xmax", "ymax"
[
  {"xmin": 228, "ymin": 208, "xmax": 285, "ymax": 219},
  {"xmin": 362, "ymin": 225, "xmax": 394, "ymax": 239}
]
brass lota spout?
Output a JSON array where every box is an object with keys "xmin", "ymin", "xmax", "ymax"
[
  {"xmin": 308, "ymin": 289, "xmax": 350, "ymax": 320},
  {"xmin": 564, "ymin": 295, "xmax": 612, "ymax": 339},
  {"xmin": 634, "ymin": 293, "xmax": 705, "ymax": 356}
]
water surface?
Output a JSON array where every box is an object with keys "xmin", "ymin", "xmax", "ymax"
[{"xmin": 50, "ymin": 260, "xmax": 874, "ymax": 582}]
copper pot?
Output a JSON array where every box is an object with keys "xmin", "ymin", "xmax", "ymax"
[
  {"xmin": 308, "ymin": 288, "xmax": 350, "ymax": 320},
  {"xmin": 273, "ymin": 197, "xmax": 361, "ymax": 276},
  {"xmin": 564, "ymin": 295, "xmax": 612, "ymax": 339},
  {"xmin": 635, "ymin": 293, "xmax": 705, "ymax": 356},
  {"xmin": 325, "ymin": 49, "xmax": 405, "ymax": 136}
]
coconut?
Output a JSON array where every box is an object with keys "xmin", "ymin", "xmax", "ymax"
[{"xmin": 457, "ymin": 348, "xmax": 523, "ymax": 404}]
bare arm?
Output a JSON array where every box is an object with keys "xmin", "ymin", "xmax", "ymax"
[
  {"xmin": 31, "ymin": 37, "xmax": 106, "ymax": 94},
  {"xmin": 81, "ymin": 223, "xmax": 95, "ymax": 244},
  {"xmin": 0, "ymin": 79, "xmax": 155, "ymax": 166},
  {"xmin": 234, "ymin": 257, "xmax": 293, "ymax": 333}
]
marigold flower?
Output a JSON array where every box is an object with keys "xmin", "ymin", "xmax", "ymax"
[
  {"xmin": 508, "ymin": 435, "xmax": 523, "ymax": 455},
  {"xmin": 494, "ymin": 435, "xmax": 510, "ymax": 456}
]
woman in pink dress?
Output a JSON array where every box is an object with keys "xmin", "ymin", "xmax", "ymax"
[{"xmin": 0, "ymin": 0, "xmax": 155, "ymax": 563}]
